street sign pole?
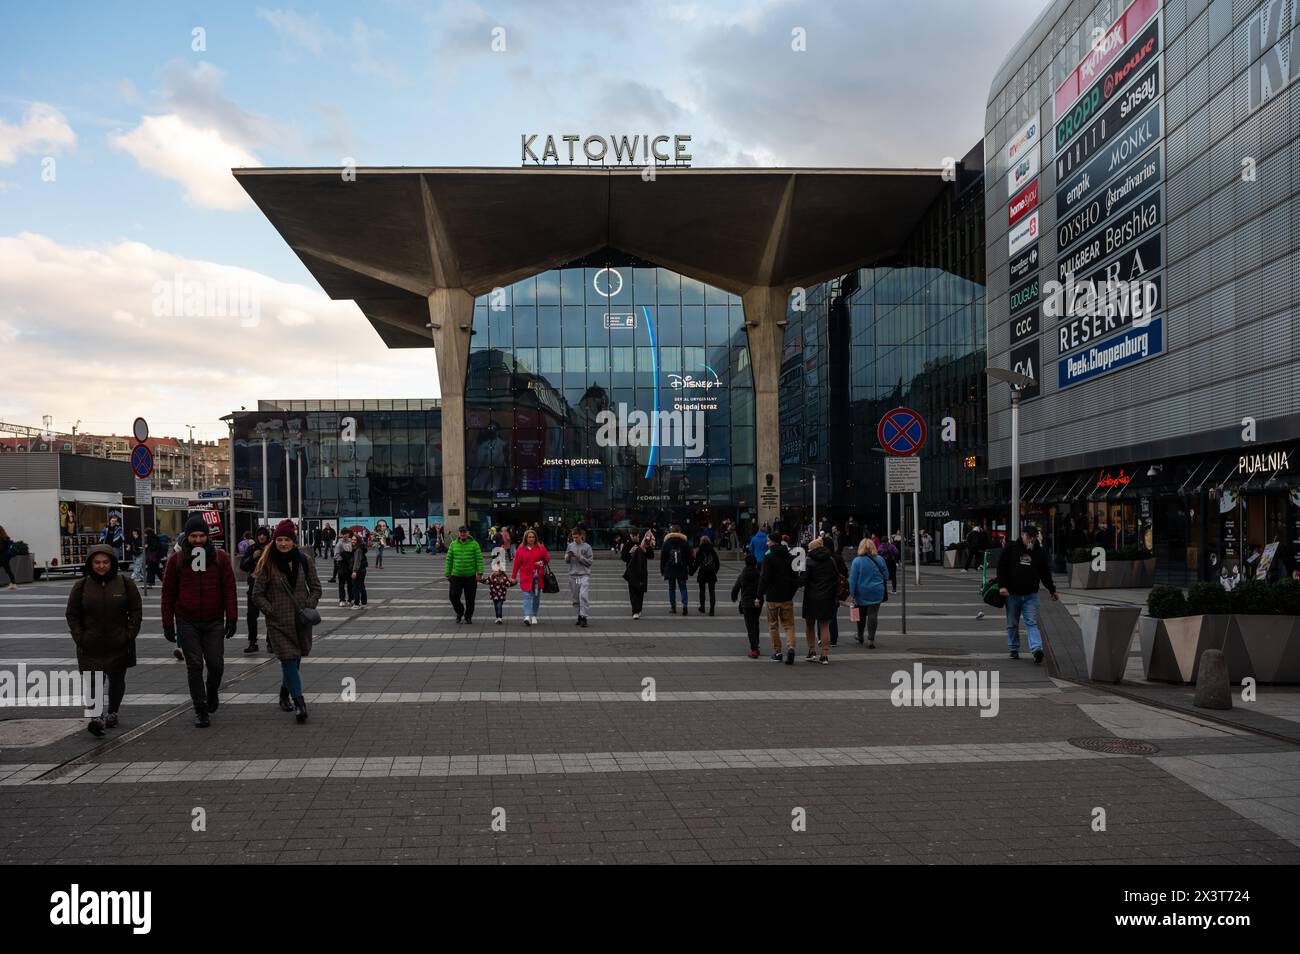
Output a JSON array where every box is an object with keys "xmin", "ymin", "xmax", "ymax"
[
  {"xmin": 914, "ymin": 490, "xmax": 921, "ymax": 586},
  {"xmin": 900, "ymin": 496, "xmax": 907, "ymax": 635}
]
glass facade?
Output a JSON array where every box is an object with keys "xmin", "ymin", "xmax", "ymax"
[
  {"xmin": 232, "ymin": 399, "xmax": 443, "ymax": 539},
  {"xmin": 465, "ymin": 251, "xmax": 755, "ymax": 543}
]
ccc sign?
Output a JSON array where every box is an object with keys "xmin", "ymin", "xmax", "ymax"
[{"xmin": 1010, "ymin": 307, "xmax": 1039, "ymax": 345}]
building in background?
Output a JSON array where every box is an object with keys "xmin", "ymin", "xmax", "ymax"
[{"xmin": 986, "ymin": 0, "xmax": 1300, "ymax": 583}]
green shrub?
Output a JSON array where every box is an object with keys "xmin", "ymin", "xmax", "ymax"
[
  {"xmin": 1270, "ymin": 578, "xmax": 1300, "ymax": 616},
  {"xmin": 12, "ymin": 541, "xmax": 29, "ymax": 556},
  {"xmin": 1067, "ymin": 547, "xmax": 1095, "ymax": 564},
  {"xmin": 1113, "ymin": 545, "xmax": 1153, "ymax": 561},
  {"xmin": 1187, "ymin": 582, "xmax": 1231, "ymax": 615},
  {"xmin": 1147, "ymin": 585, "xmax": 1188, "ymax": 619},
  {"xmin": 1230, "ymin": 579, "xmax": 1275, "ymax": 615}
]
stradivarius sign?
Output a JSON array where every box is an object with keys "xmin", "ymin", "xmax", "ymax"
[{"xmin": 522, "ymin": 133, "xmax": 692, "ymax": 166}]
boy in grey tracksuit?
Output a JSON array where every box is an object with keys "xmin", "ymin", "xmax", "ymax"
[{"xmin": 565, "ymin": 528, "xmax": 594, "ymax": 628}]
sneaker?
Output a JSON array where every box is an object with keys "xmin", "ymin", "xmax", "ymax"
[
  {"xmin": 495, "ymin": 617, "xmax": 502, "ymax": 625},
  {"xmin": 1010, "ymin": 650, "xmax": 1020, "ymax": 660},
  {"xmin": 632, "ymin": 612, "xmax": 640, "ymax": 620},
  {"xmin": 805, "ymin": 650, "xmax": 817, "ymax": 661},
  {"xmin": 1033, "ymin": 649, "xmax": 1044, "ymax": 665},
  {"xmin": 785, "ymin": 647, "xmax": 795, "ymax": 665},
  {"xmin": 531, "ymin": 616, "xmax": 539, "ymax": 625},
  {"xmin": 173, "ymin": 648, "xmax": 184, "ymax": 661},
  {"xmin": 523, "ymin": 616, "xmax": 532, "ymax": 627},
  {"xmin": 867, "ymin": 640, "xmax": 875, "ymax": 649},
  {"xmin": 243, "ymin": 642, "xmax": 259, "ymax": 654},
  {"xmin": 975, "ymin": 611, "xmax": 985, "ymax": 620},
  {"xmin": 338, "ymin": 600, "xmax": 347, "ymax": 607},
  {"xmin": 820, "ymin": 656, "xmax": 829, "ymax": 665},
  {"xmin": 6, "ymin": 583, "xmax": 17, "ymax": 591},
  {"xmin": 748, "ymin": 650, "xmax": 760, "ymax": 659},
  {"xmin": 87, "ymin": 718, "xmax": 105, "ymax": 738},
  {"xmin": 771, "ymin": 652, "xmax": 783, "ymax": 661},
  {"xmin": 104, "ymin": 712, "xmax": 118, "ymax": 729}
]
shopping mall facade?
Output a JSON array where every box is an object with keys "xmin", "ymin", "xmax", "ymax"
[
  {"xmin": 236, "ymin": 158, "xmax": 1001, "ymax": 545},
  {"xmin": 985, "ymin": 0, "xmax": 1300, "ymax": 582}
]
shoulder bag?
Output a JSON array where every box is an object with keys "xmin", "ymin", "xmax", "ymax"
[
  {"xmin": 278, "ymin": 559, "xmax": 322, "ymax": 626},
  {"xmin": 542, "ymin": 561, "xmax": 560, "ymax": 594}
]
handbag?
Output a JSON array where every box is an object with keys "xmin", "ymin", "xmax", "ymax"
[
  {"xmin": 278, "ymin": 566, "xmax": 322, "ymax": 626},
  {"xmin": 981, "ymin": 579, "xmax": 1007, "ymax": 609},
  {"xmin": 542, "ymin": 563, "xmax": 560, "ymax": 594}
]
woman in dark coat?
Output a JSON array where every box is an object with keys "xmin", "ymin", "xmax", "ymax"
[
  {"xmin": 66, "ymin": 543, "xmax": 142, "ymax": 735},
  {"xmin": 730, "ymin": 553, "xmax": 764, "ymax": 657},
  {"xmin": 690, "ymin": 536, "xmax": 721, "ymax": 615},
  {"xmin": 252, "ymin": 520, "xmax": 322, "ymax": 723},
  {"xmin": 800, "ymin": 538, "xmax": 840, "ymax": 665},
  {"xmin": 622, "ymin": 531, "xmax": 649, "ymax": 620}
]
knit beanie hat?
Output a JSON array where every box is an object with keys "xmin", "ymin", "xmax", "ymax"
[
  {"xmin": 183, "ymin": 513, "xmax": 208, "ymax": 536},
  {"xmin": 273, "ymin": 518, "xmax": 297, "ymax": 542}
]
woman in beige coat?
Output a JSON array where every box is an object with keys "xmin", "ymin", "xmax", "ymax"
[{"xmin": 252, "ymin": 520, "xmax": 322, "ymax": 723}]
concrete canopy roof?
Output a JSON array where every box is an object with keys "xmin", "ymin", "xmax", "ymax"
[{"xmin": 234, "ymin": 166, "xmax": 949, "ymax": 348}]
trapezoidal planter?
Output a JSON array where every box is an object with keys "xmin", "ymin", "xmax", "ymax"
[
  {"xmin": 1225, "ymin": 615, "xmax": 1300, "ymax": 684},
  {"xmin": 1140, "ymin": 614, "xmax": 1230, "ymax": 683},
  {"xmin": 1079, "ymin": 604, "xmax": 1140, "ymax": 683}
]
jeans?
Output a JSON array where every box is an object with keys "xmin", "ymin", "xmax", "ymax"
[
  {"xmin": 280, "ymin": 658, "xmax": 302, "ymax": 696},
  {"xmin": 667, "ymin": 577, "xmax": 688, "ymax": 608},
  {"xmin": 375, "ymin": 546, "xmax": 384, "ymax": 568},
  {"xmin": 449, "ymin": 575, "xmax": 478, "ymax": 620},
  {"xmin": 493, "ymin": 598, "xmax": 504, "ymax": 619},
  {"xmin": 131, "ymin": 554, "xmax": 145, "ymax": 583},
  {"xmin": 1005, "ymin": 593, "xmax": 1043, "ymax": 653},
  {"xmin": 177, "ymin": 618, "xmax": 224, "ymax": 711},
  {"xmin": 522, "ymin": 588, "xmax": 541, "ymax": 617}
]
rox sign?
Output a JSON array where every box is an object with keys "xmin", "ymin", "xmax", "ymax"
[
  {"xmin": 1054, "ymin": 15, "xmax": 1160, "ymax": 151},
  {"xmin": 1055, "ymin": 57, "xmax": 1160, "ymax": 180},
  {"xmin": 1054, "ymin": 0, "xmax": 1160, "ymax": 119}
]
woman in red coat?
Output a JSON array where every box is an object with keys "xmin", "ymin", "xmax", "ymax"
[{"xmin": 510, "ymin": 528, "xmax": 550, "ymax": 626}]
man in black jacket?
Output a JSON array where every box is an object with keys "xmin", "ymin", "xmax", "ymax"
[
  {"xmin": 759, "ymin": 536, "xmax": 801, "ymax": 664},
  {"xmin": 996, "ymin": 525, "xmax": 1059, "ymax": 663},
  {"xmin": 240, "ymin": 526, "xmax": 271, "ymax": 653}
]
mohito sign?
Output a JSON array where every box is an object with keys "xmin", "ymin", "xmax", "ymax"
[
  {"xmin": 1054, "ymin": 0, "xmax": 1160, "ymax": 119},
  {"xmin": 1056, "ymin": 98, "xmax": 1162, "ymax": 218},
  {"xmin": 1054, "ymin": 15, "xmax": 1160, "ymax": 151},
  {"xmin": 1008, "ymin": 179, "xmax": 1039, "ymax": 226},
  {"xmin": 522, "ymin": 133, "xmax": 692, "ymax": 165}
]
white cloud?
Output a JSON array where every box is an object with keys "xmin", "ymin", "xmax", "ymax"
[
  {"xmin": 256, "ymin": 7, "xmax": 329, "ymax": 55},
  {"xmin": 109, "ymin": 114, "xmax": 261, "ymax": 210},
  {"xmin": 0, "ymin": 102, "xmax": 76, "ymax": 165},
  {"xmin": 0, "ymin": 232, "xmax": 439, "ymax": 438}
]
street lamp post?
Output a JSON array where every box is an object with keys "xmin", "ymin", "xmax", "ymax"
[
  {"xmin": 985, "ymin": 367, "xmax": 1035, "ymax": 542},
  {"xmin": 801, "ymin": 467, "xmax": 817, "ymax": 537}
]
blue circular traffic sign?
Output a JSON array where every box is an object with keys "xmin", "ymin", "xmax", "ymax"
[
  {"xmin": 131, "ymin": 443, "xmax": 154, "ymax": 478},
  {"xmin": 878, "ymin": 407, "xmax": 927, "ymax": 456}
]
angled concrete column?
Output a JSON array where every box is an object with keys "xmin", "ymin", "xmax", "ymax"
[
  {"xmin": 428, "ymin": 288, "xmax": 475, "ymax": 527},
  {"xmin": 742, "ymin": 286, "xmax": 789, "ymax": 530}
]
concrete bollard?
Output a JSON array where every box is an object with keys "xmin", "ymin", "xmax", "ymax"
[{"xmin": 1193, "ymin": 649, "xmax": 1232, "ymax": 710}]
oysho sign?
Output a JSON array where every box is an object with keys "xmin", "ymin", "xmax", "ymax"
[{"xmin": 522, "ymin": 133, "xmax": 692, "ymax": 166}]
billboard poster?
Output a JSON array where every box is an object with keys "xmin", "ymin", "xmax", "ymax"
[{"xmin": 340, "ymin": 516, "xmax": 392, "ymax": 540}]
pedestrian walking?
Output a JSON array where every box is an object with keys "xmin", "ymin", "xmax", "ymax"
[
  {"xmin": 412, "ymin": 525, "xmax": 424, "ymax": 553},
  {"xmin": 100, "ymin": 515, "xmax": 124, "ymax": 560},
  {"xmin": 161, "ymin": 513, "xmax": 238, "ymax": 728},
  {"xmin": 881, "ymin": 536, "xmax": 899, "ymax": 592},
  {"xmin": 125, "ymin": 529, "xmax": 145, "ymax": 585},
  {"xmin": 622, "ymin": 530, "xmax": 649, "ymax": 619},
  {"xmin": 660, "ymin": 526, "xmax": 692, "ymax": 615},
  {"xmin": 995, "ymin": 525, "xmax": 1058, "ymax": 663},
  {"xmin": 921, "ymin": 529, "xmax": 935, "ymax": 564},
  {"xmin": 321, "ymin": 524, "xmax": 335, "ymax": 561},
  {"xmin": 333, "ymin": 530, "xmax": 354, "ymax": 605},
  {"xmin": 240, "ymin": 526, "xmax": 271, "ymax": 653},
  {"xmin": 565, "ymin": 526, "xmax": 594, "ymax": 627},
  {"xmin": 510, "ymin": 528, "xmax": 550, "ymax": 626},
  {"xmin": 731, "ymin": 552, "xmax": 763, "ymax": 657},
  {"xmin": 374, "ymin": 531, "xmax": 385, "ymax": 569},
  {"xmin": 499, "ymin": 525, "xmax": 512, "ymax": 562},
  {"xmin": 760, "ymin": 535, "xmax": 801, "ymax": 664},
  {"xmin": 963, "ymin": 524, "xmax": 984, "ymax": 572},
  {"xmin": 350, "ymin": 537, "xmax": 369, "ymax": 607},
  {"xmin": 801, "ymin": 537, "xmax": 839, "ymax": 665},
  {"xmin": 488, "ymin": 565, "xmax": 513, "ymax": 623},
  {"xmin": 143, "ymin": 529, "xmax": 164, "ymax": 594},
  {"xmin": 691, "ymin": 534, "xmax": 720, "ymax": 615},
  {"xmin": 0, "ymin": 526, "xmax": 18, "ymax": 591},
  {"xmin": 66, "ymin": 543, "xmax": 141, "ymax": 736},
  {"xmin": 748, "ymin": 526, "xmax": 769, "ymax": 564},
  {"xmin": 393, "ymin": 523, "xmax": 405, "ymax": 555},
  {"xmin": 849, "ymin": 538, "xmax": 889, "ymax": 648},
  {"xmin": 251, "ymin": 519, "xmax": 321, "ymax": 724},
  {"xmin": 445, "ymin": 525, "xmax": 485, "ymax": 623},
  {"xmin": 824, "ymin": 534, "xmax": 849, "ymax": 647}
]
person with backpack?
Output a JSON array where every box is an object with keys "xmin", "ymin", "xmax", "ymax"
[
  {"xmin": 849, "ymin": 538, "xmax": 889, "ymax": 648},
  {"xmin": 800, "ymin": 537, "xmax": 839, "ymax": 665},
  {"xmin": 659, "ymin": 526, "xmax": 693, "ymax": 615},
  {"xmin": 445, "ymin": 525, "xmax": 485, "ymax": 623},
  {"xmin": 995, "ymin": 524, "xmax": 1058, "ymax": 663},
  {"xmin": 66, "ymin": 543, "xmax": 142, "ymax": 735},
  {"xmin": 690, "ymin": 534, "xmax": 721, "ymax": 615},
  {"xmin": 564, "ymin": 526, "xmax": 594, "ymax": 627},
  {"xmin": 731, "ymin": 552, "xmax": 764, "ymax": 658},
  {"xmin": 161, "ymin": 513, "xmax": 238, "ymax": 728},
  {"xmin": 240, "ymin": 526, "xmax": 272, "ymax": 654},
  {"xmin": 760, "ymin": 535, "xmax": 801, "ymax": 663},
  {"xmin": 511, "ymin": 528, "xmax": 551, "ymax": 626},
  {"xmin": 622, "ymin": 530, "xmax": 649, "ymax": 619},
  {"xmin": 252, "ymin": 519, "xmax": 321, "ymax": 724}
]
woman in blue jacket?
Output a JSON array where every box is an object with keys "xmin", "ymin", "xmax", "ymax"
[{"xmin": 848, "ymin": 538, "xmax": 889, "ymax": 648}]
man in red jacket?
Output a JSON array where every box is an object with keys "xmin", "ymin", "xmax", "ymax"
[{"xmin": 161, "ymin": 513, "xmax": 238, "ymax": 727}]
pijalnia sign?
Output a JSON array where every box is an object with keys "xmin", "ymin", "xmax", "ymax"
[{"xmin": 522, "ymin": 133, "xmax": 692, "ymax": 166}]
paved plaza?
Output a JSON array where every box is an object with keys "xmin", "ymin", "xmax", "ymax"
[{"xmin": 2, "ymin": 552, "xmax": 1299, "ymax": 864}]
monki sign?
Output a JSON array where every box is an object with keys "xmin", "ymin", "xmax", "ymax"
[{"xmin": 522, "ymin": 133, "xmax": 692, "ymax": 166}]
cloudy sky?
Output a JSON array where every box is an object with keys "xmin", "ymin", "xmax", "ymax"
[{"xmin": 0, "ymin": 0, "xmax": 1044, "ymax": 441}]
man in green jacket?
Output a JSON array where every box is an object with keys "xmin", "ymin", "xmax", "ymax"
[{"xmin": 445, "ymin": 525, "xmax": 485, "ymax": 623}]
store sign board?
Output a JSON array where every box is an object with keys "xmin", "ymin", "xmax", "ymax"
[
  {"xmin": 151, "ymin": 495, "xmax": 189, "ymax": 508},
  {"xmin": 1238, "ymin": 450, "xmax": 1292, "ymax": 475},
  {"xmin": 1009, "ymin": 211, "xmax": 1039, "ymax": 255},
  {"xmin": 1010, "ymin": 306, "xmax": 1040, "ymax": 346},
  {"xmin": 1008, "ymin": 243, "xmax": 1039, "ymax": 283},
  {"xmin": 1008, "ymin": 178, "xmax": 1040, "ymax": 226},
  {"xmin": 1009, "ymin": 339, "xmax": 1041, "ymax": 399},
  {"xmin": 1054, "ymin": 17, "xmax": 1161, "ymax": 151},
  {"xmin": 1056, "ymin": 63, "xmax": 1161, "ymax": 181},
  {"xmin": 1056, "ymin": 274, "xmax": 1163, "ymax": 356},
  {"xmin": 1057, "ymin": 144, "xmax": 1161, "ymax": 254},
  {"xmin": 1006, "ymin": 142, "xmax": 1040, "ymax": 195},
  {"xmin": 1054, "ymin": 0, "xmax": 1160, "ymax": 119},
  {"xmin": 1057, "ymin": 316, "xmax": 1164, "ymax": 389},
  {"xmin": 1057, "ymin": 188, "xmax": 1162, "ymax": 283},
  {"xmin": 1056, "ymin": 99, "xmax": 1162, "ymax": 218},
  {"xmin": 1002, "ymin": 112, "xmax": 1042, "ymax": 176},
  {"xmin": 1009, "ymin": 275, "xmax": 1040, "ymax": 315}
]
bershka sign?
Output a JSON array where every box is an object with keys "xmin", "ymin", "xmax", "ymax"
[
  {"xmin": 1054, "ymin": 16, "xmax": 1160, "ymax": 151},
  {"xmin": 1009, "ymin": 210, "xmax": 1039, "ymax": 255},
  {"xmin": 1009, "ymin": 242, "xmax": 1039, "ymax": 282},
  {"xmin": 1056, "ymin": 145, "xmax": 1161, "ymax": 255},
  {"xmin": 1002, "ymin": 112, "xmax": 1041, "ymax": 175},
  {"xmin": 1055, "ymin": 60, "xmax": 1160, "ymax": 179},
  {"xmin": 1006, "ymin": 143, "xmax": 1040, "ymax": 195},
  {"xmin": 1009, "ymin": 275, "xmax": 1040, "ymax": 315},
  {"xmin": 1054, "ymin": 0, "xmax": 1160, "ymax": 119},
  {"xmin": 1239, "ymin": 449, "xmax": 1293, "ymax": 475},
  {"xmin": 1057, "ymin": 189, "xmax": 1162, "ymax": 282},
  {"xmin": 1010, "ymin": 306, "xmax": 1040, "ymax": 345},
  {"xmin": 1008, "ymin": 179, "xmax": 1039, "ymax": 226},
  {"xmin": 1056, "ymin": 99, "xmax": 1161, "ymax": 218},
  {"xmin": 521, "ymin": 133, "xmax": 692, "ymax": 166}
]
